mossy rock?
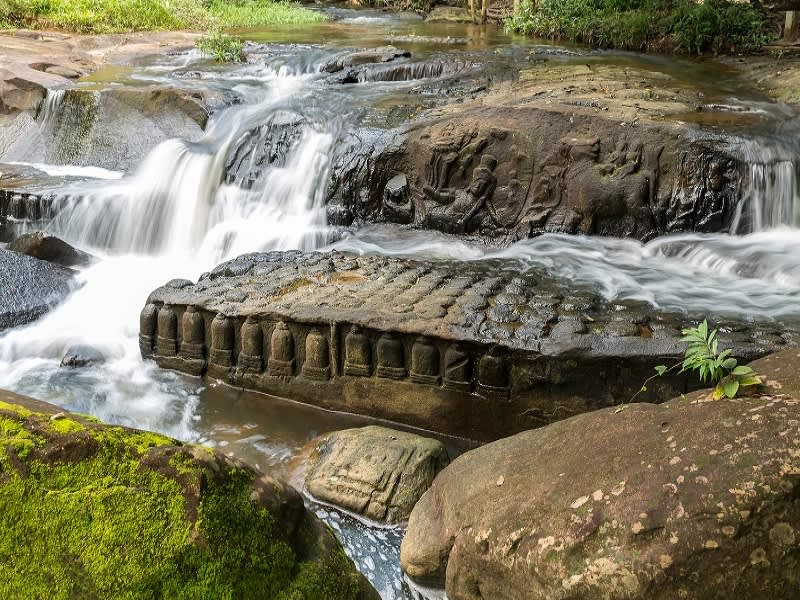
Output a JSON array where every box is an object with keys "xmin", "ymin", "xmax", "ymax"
[{"xmin": 0, "ymin": 390, "xmax": 378, "ymax": 600}]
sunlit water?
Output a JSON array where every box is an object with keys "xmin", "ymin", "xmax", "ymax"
[{"xmin": 2, "ymin": 9, "xmax": 800, "ymax": 598}]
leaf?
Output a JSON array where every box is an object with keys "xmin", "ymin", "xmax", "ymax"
[
  {"xmin": 722, "ymin": 379, "xmax": 740, "ymax": 399},
  {"xmin": 712, "ymin": 385, "xmax": 725, "ymax": 400},
  {"xmin": 732, "ymin": 365, "xmax": 753, "ymax": 376},
  {"xmin": 698, "ymin": 320, "xmax": 708, "ymax": 339},
  {"xmin": 718, "ymin": 349, "xmax": 732, "ymax": 360},
  {"xmin": 739, "ymin": 375, "xmax": 762, "ymax": 387},
  {"xmin": 654, "ymin": 365, "xmax": 668, "ymax": 376},
  {"xmin": 722, "ymin": 358, "xmax": 737, "ymax": 370},
  {"xmin": 614, "ymin": 405, "xmax": 628, "ymax": 414}
]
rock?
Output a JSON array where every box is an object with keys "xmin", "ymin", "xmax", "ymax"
[
  {"xmin": 8, "ymin": 231, "xmax": 93, "ymax": 267},
  {"xmin": 0, "ymin": 389, "xmax": 379, "ymax": 600},
  {"xmin": 304, "ymin": 426, "xmax": 450, "ymax": 523},
  {"xmin": 400, "ymin": 349, "xmax": 800, "ymax": 599},
  {"xmin": 139, "ymin": 249, "xmax": 792, "ymax": 441},
  {"xmin": 60, "ymin": 344, "xmax": 105, "ymax": 368},
  {"xmin": 327, "ymin": 61, "xmax": 751, "ymax": 242},
  {"xmin": 0, "ymin": 248, "xmax": 74, "ymax": 331},
  {"xmin": 425, "ymin": 7, "xmax": 474, "ymax": 23},
  {"xmin": 43, "ymin": 65, "xmax": 82, "ymax": 79},
  {"xmin": 321, "ymin": 46, "xmax": 411, "ymax": 74}
]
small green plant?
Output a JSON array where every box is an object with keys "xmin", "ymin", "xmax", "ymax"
[
  {"xmin": 635, "ymin": 320, "xmax": 762, "ymax": 401},
  {"xmin": 197, "ymin": 31, "xmax": 245, "ymax": 62}
]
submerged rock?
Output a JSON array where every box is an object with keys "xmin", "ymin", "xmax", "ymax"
[
  {"xmin": 0, "ymin": 248, "xmax": 74, "ymax": 331},
  {"xmin": 400, "ymin": 349, "xmax": 800, "ymax": 599},
  {"xmin": 8, "ymin": 230, "xmax": 93, "ymax": 267},
  {"xmin": 59, "ymin": 344, "xmax": 105, "ymax": 368},
  {"xmin": 304, "ymin": 426, "xmax": 449, "ymax": 523},
  {"xmin": 0, "ymin": 390, "xmax": 379, "ymax": 600}
]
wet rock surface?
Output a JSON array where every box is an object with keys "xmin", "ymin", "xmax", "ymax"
[
  {"xmin": 140, "ymin": 250, "xmax": 794, "ymax": 440},
  {"xmin": 304, "ymin": 425, "xmax": 450, "ymax": 523},
  {"xmin": 329, "ymin": 60, "xmax": 753, "ymax": 242},
  {"xmin": 8, "ymin": 230, "xmax": 92, "ymax": 267},
  {"xmin": 0, "ymin": 389, "xmax": 378, "ymax": 600},
  {"xmin": 0, "ymin": 248, "xmax": 74, "ymax": 331},
  {"xmin": 400, "ymin": 348, "xmax": 800, "ymax": 599},
  {"xmin": 59, "ymin": 344, "xmax": 106, "ymax": 368}
]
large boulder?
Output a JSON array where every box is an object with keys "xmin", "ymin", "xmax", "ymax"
[
  {"xmin": 304, "ymin": 426, "xmax": 450, "ymax": 523},
  {"xmin": 400, "ymin": 350, "xmax": 800, "ymax": 599},
  {"xmin": 0, "ymin": 247, "xmax": 74, "ymax": 331},
  {"xmin": 8, "ymin": 230, "xmax": 93, "ymax": 267},
  {"xmin": 0, "ymin": 390, "xmax": 378, "ymax": 600}
]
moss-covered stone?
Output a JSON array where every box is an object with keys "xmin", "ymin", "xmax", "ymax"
[{"xmin": 0, "ymin": 390, "xmax": 378, "ymax": 600}]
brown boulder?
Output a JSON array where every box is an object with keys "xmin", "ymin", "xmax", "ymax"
[
  {"xmin": 305, "ymin": 426, "xmax": 449, "ymax": 523},
  {"xmin": 401, "ymin": 350, "xmax": 800, "ymax": 599}
]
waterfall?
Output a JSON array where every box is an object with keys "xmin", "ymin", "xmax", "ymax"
[{"xmin": 731, "ymin": 119, "xmax": 800, "ymax": 232}]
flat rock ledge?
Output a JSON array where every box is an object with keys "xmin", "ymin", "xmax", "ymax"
[
  {"xmin": 0, "ymin": 389, "xmax": 378, "ymax": 600},
  {"xmin": 141, "ymin": 250, "xmax": 793, "ymax": 441},
  {"xmin": 304, "ymin": 425, "xmax": 450, "ymax": 524},
  {"xmin": 400, "ymin": 349, "xmax": 800, "ymax": 600}
]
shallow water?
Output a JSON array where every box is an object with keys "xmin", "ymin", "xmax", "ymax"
[{"xmin": 2, "ymin": 7, "xmax": 800, "ymax": 598}]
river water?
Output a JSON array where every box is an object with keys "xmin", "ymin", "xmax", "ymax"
[{"xmin": 1, "ymin": 7, "xmax": 800, "ymax": 598}]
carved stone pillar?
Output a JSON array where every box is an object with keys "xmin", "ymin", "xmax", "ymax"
[
  {"xmin": 139, "ymin": 303, "xmax": 157, "ymax": 357},
  {"xmin": 376, "ymin": 333, "xmax": 406, "ymax": 380},
  {"xmin": 410, "ymin": 337, "xmax": 441, "ymax": 385},
  {"xmin": 156, "ymin": 305, "xmax": 177, "ymax": 356},
  {"xmin": 268, "ymin": 321, "xmax": 295, "ymax": 377},
  {"xmin": 344, "ymin": 326, "xmax": 371, "ymax": 377},
  {"xmin": 302, "ymin": 329, "xmax": 331, "ymax": 381}
]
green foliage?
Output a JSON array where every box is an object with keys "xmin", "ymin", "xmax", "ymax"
[
  {"xmin": 635, "ymin": 320, "xmax": 762, "ymax": 402},
  {"xmin": 507, "ymin": 0, "xmax": 772, "ymax": 54},
  {"xmin": 0, "ymin": 402, "xmax": 365, "ymax": 600},
  {"xmin": 0, "ymin": 0, "xmax": 323, "ymax": 33},
  {"xmin": 197, "ymin": 31, "xmax": 245, "ymax": 62}
]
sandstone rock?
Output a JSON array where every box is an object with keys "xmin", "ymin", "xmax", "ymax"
[
  {"xmin": 304, "ymin": 426, "xmax": 449, "ymax": 523},
  {"xmin": 0, "ymin": 248, "xmax": 74, "ymax": 331},
  {"xmin": 0, "ymin": 389, "xmax": 378, "ymax": 600},
  {"xmin": 400, "ymin": 349, "xmax": 800, "ymax": 599},
  {"xmin": 140, "ymin": 250, "xmax": 792, "ymax": 440},
  {"xmin": 8, "ymin": 230, "xmax": 93, "ymax": 267},
  {"xmin": 321, "ymin": 46, "xmax": 411, "ymax": 74}
]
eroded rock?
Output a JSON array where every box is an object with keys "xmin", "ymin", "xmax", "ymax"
[
  {"xmin": 0, "ymin": 389, "xmax": 378, "ymax": 600},
  {"xmin": 400, "ymin": 349, "xmax": 800, "ymax": 599},
  {"xmin": 8, "ymin": 230, "xmax": 93, "ymax": 267},
  {"xmin": 304, "ymin": 426, "xmax": 449, "ymax": 523}
]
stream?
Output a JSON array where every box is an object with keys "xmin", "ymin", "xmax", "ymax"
[{"xmin": 1, "ymin": 7, "xmax": 800, "ymax": 598}]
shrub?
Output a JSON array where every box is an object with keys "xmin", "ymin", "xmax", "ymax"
[{"xmin": 197, "ymin": 31, "xmax": 244, "ymax": 62}]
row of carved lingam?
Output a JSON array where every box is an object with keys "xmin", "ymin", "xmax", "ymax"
[{"xmin": 140, "ymin": 303, "xmax": 511, "ymax": 399}]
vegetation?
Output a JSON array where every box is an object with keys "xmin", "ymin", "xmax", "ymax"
[
  {"xmin": 635, "ymin": 320, "xmax": 763, "ymax": 401},
  {"xmin": 0, "ymin": 400, "xmax": 366, "ymax": 599},
  {"xmin": 0, "ymin": 0, "xmax": 324, "ymax": 34},
  {"xmin": 507, "ymin": 0, "xmax": 774, "ymax": 54},
  {"xmin": 197, "ymin": 31, "xmax": 245, "ymax": 62}
]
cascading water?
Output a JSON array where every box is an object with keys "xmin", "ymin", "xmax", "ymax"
[{"xmin": 4, "ymin": 12, "xmax": 800, "ymax": 599}]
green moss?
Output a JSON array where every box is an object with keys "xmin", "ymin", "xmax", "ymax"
[
  {"xmin": 49, "ymin": 417, "xmax": 85, "ymax": 434},
  {"xmin": 0, "ymin": 403, "xmax": 368, "ymax": 600}
]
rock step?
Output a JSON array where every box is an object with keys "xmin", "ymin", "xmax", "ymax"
[{"xmin": 141, "ymin": 251, "xmax": 795, "ymax": 441}]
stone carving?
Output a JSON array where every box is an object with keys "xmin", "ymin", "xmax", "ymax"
[
  {"xmin": 344, "ymin": 326, "xmax": 372, "ymax": 376},
  {"xmin": 238, "ymin": 316, "xmax": 263, "ymax": 372},
  {"xmin": 268, "ymin": 321, "xmax": 295, "ymax": 377},
  {"xmin": 180, "ymin": 306, "xmax": 205, "ymax": 360},
  {"xmin": 478, "ymin": 348, "xmax": 510, "ymax": 400},
  {"xmin": 139, "ymin": 303, "xmax": 157, "ymax": 357},
  {"xmin": 209, "ymin": 313, "xmax": 234, "ymax": 371},
  {"xmin": 376, "ymin": 333, "xmax": 406, "ymax": 380},
  {"xmin": 410, "ymin": 337, "xmax": 441, "ymax": 386},
  {"xmin": 383, "ymin": 173, "xmax": 413, "ymax": 224},
  {"xmin": 443, "ymin": 343, "xmax": 471, "ymax": 392},
  {"xmin": 156, "ymin": 304, "xmax": 177, "ymax": 357},
  {"xmin": 302, "ymin": 329, "xmax": 331, "ymax": 381}
]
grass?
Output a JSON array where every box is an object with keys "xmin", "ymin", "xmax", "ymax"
[
  {"xmin": 0, "ymin": 0, "xmax": 324, "ymax": 34},
  {"xmin": 507, "ymin": 0, "xmax": 774, "ymax": 54}
]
